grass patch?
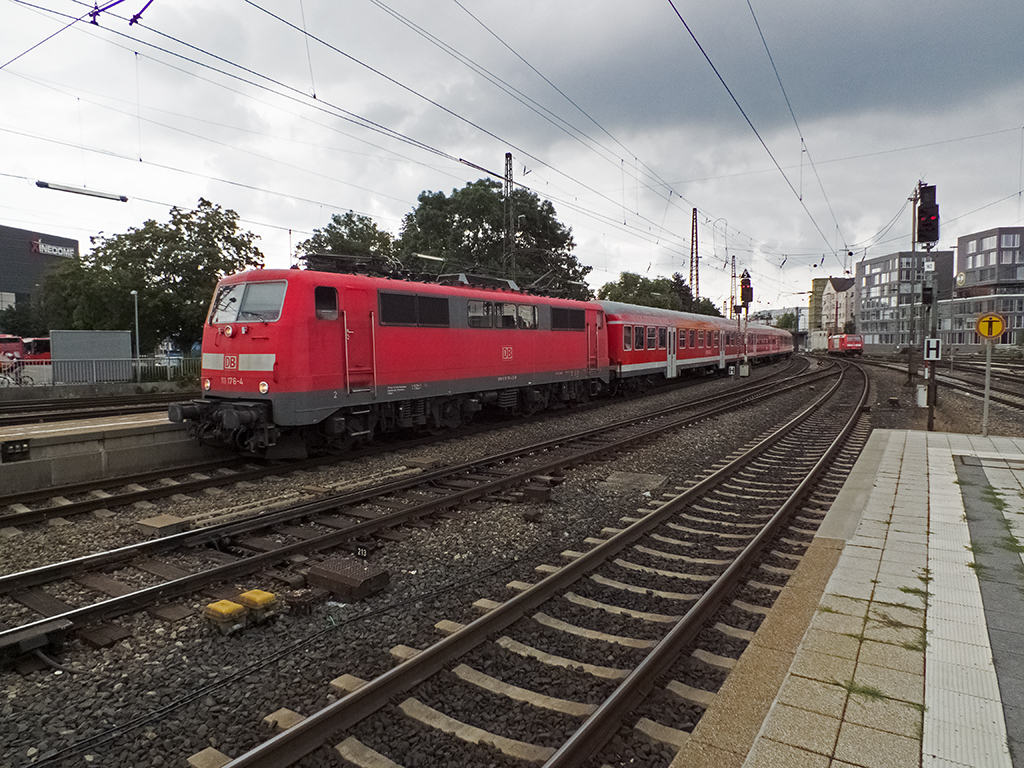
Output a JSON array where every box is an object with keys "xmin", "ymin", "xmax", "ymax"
[
  {"xmin": 983, "ymin": 486, "xmax": 1008, "ymax": 513},
  {"xmin": 831, "ymin": 679, "xmax": 888, "ymax": 702},
  {"xmin": 998, "ymin": 536, "xmax": 1024, "ymax": 554},
  {"xmin": 967, "ymin": 561, "xmax": 989, "ymax": 578}
]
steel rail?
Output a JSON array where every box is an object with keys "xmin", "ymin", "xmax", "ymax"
[
  {"xmin": 0, "ymin": 364, "xmax": 841, "ymax": 648},
  {"xmin": 544, "ymin": 365, "xmax": 869, "ymax": 767},
  {"xmin": 0, "ymin": 363, "xmax": 833, "ymax": 595},
  {"xmin": 221, "ymin": 366, "xmax": 857, "ymax": 768}
]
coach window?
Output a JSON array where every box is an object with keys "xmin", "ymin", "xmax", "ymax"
[
  {"xmin": 646, "ymin": 326, "xmax": 657, "ymax": 349},
  {"xmin": 634, "ymin": 326, "xmax": 645, "ymax": 350},
  {"xmin": 688, "ymin": 329, "xmax": 696, "ymax": 348},
  {"xmin": 698, "ymin": 330, "xmax": 705, "ymax": 347},
  {"xmin": 468, "ymin": 300, "xmax": 492, "ymax": 328},
  {"xmin": 518, "ymin": 304, "xmax": 537, "ymax": 330},
  {"xmin": 679, "ymin": 329, "xmax": 687, "ymax": 350},
  {"xmin": 315, "ymin": 286, "xmax": 338, "ymax": 320},
  {"xmin": 658, "ymin": 327, "xmax": 667, "ymax": 349},
  {"xmin": 623, "ymin": 325, "xmax": 632, "ymax": 350},
  {"xmin": 714, "ymin": 331, "xmax": 720, "ymax": 347}
]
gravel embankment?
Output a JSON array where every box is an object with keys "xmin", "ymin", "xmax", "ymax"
[{"xmin": 2, "ymin": 359, "xmax": 1019, "ymax": 768}]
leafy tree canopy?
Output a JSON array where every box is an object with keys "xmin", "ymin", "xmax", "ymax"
[
  {"xmin": 296, "ymin": 211, "xmax": 395, "ymax": 259},
  {"xmin": 597, "ymin": 272, "xmax": 722, "ymax": 317},
  {"xmin": 38, "ymin": 198, "xmax": 263, "ymax": 354},
  {"xmin": 776, "ymin": 312, "xmax": 798, "ymax": 331},
  {"xmin": 396, "ymin": 179, "xmax": 592, "ymax": 299}
]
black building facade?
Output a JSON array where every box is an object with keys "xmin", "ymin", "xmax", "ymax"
[{"xmin": 0, "ymin": 224, "xmax": 79, "ymax": 309}]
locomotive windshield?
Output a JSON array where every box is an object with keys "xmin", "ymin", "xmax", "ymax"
[{"xmin": 209, "ymin": 280, "xmax": 287, "ymax": 324}]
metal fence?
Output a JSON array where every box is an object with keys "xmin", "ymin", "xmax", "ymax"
[{"xmin": 0, "ymin": 357, "xmax": 202, "ymax": 387}]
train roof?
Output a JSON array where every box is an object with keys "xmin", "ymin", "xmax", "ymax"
[
  {"xmin": 598, "ymin": 300, "xmax": 785, "ymax": 332},
  {"xmin": 218, "ymin": 268, "xmax": 601, "ymax": 307}
]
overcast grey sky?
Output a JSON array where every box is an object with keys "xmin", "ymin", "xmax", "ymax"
[{"xmin": 2, "ymin": 0, "xmax": 1023, "ymax": 311}]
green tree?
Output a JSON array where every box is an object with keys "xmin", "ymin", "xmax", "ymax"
[
  {"xmin": 597, "ymin": 272, "xmax": 721, "ymax": 316},
  {"xmin": 296, "ymin": 211, "xmax": 395, "ymax": 259},
  {"xmin": 397, "ymin": 179, "xmax": 591, "ymax": 298},
  {"xmin": 843, "ymin": 320, "xmax": 857, "ymax": 334},
  {"xmin": 39, "ymin": 199, "xmax": 263, "ymax": 354},
  {"xmin": 0, "ymin": 300, "xmax": 46, "ymax": 337},
  {"xmin": 776, "ymin": 312, "xmax": 797, "ymax": 331}
]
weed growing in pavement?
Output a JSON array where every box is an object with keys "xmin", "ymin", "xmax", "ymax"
[
  {"xmin": 831, "ymin": 679, "xmax": 887, "ymax": 702},
  {"xmin": 983, "ymin": 485, "xmax": 1008, "ymax": 513},
  {"xmin": 998, "ymin": 536, "xmax": 1024, "ymax": 554}
]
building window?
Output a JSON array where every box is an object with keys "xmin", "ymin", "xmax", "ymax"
[
  {"xmin": 1001, "ymin": 233, "xmax": 1020, "ymax": 248},
  {"xmin": 983, "ymin": 235, "xmax": 998, "ymax": 250},
  {"xmin": 967, "ymin": 240, "xmax": 978, "ymax": 254}
]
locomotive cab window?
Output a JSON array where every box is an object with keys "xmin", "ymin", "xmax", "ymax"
[
  {"xmin": 210, "ymin": 280, "xmax": 286, "ymax": 324},
  {"xmin": 634, "ymin": 326, "xmax": 645, "ymax": 350},
  {"xmin": 468, "ymin": 300, "xmax": 492, "ymax": 328},
  {"xmin": 314, "ymin": 286, "xmax": 338, "ymax": 320},
  {"xmin": 623, "ymin": 325, "xmax": 632, "ymax": 351}
]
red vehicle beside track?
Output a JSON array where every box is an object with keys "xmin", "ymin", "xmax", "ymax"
[
  {"xmin": 827, "ymin": 334, "xmax": 863, "ymax": 356},
  {"xmin": 170, "ymin": 269, "xmax": 792, "ymax": 456}
]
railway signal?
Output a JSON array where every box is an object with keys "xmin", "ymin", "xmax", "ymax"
[{"xmin": 916, "ymin": 184, "xmax": 939, "ymax": 243}]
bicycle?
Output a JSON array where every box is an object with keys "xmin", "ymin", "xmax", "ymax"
[{"xmin": 0, "ymin": 359, "xmax": 34, "ymax": 386}]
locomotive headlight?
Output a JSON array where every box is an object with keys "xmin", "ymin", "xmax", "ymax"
[
  {"xmin": 203, "ymin": 378, "xmax": 211, "ymax": 391},
  {"xmin": 224, "ymin": 325, "xmax": 234, "ymax": 337},
  {"xmin": 259, "ymin": 381, "xmax": 269, "ymax": 394}
]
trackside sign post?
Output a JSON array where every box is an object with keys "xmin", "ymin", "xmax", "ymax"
[{"xmin": 976, "ymin": 313, "xmax": 1005, "ymax": 437}]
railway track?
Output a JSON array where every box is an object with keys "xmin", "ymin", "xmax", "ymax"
[
  {"xmin": 211, "ymin": 361, "xmax": 869, "ymax": 767},
  {"xmin": 0, "ymin": 359, "xmax": 811, "ymax": 528},
  {"xmin": 0, "ymin": 361, "xmax": 836, "ymax": 665},
  {"xmin": 859, "ymin": 358, "xmax": 1024, "ymax": 410},
  {"xmin": 0, "ymin": 392, "xmax": 195, "ymax": 427}
]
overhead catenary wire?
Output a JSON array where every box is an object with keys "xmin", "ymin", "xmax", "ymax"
[{"xmin": 665, "ymin": 0, "xmax": 840, "ymax": 268}]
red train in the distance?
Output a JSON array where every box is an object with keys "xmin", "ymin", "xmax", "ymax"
[
  {"xmin": 169, "ymin": 269, "xmax": 793, "ymax": 456},
  {"xmin": 827, "ymin": 334, "xmax": 863, "ymax": 356}
]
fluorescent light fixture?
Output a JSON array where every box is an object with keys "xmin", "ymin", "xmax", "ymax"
[{"xmin": 36, "ymin": 180, "xmax": 128, "ymax": 202}]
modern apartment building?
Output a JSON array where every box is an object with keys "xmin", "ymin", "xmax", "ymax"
[{"xmin": 854, "ymin": 250, "xmax": 954, "ymax": 351}]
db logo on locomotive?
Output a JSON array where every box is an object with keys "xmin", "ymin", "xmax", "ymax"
[
  {"xmin": 502, "ymin": 346, "xmax": 513, "ymax": 360},
  {"xmin": 224, "ymin": 355, "xmax": 238, "ymax": 370}
]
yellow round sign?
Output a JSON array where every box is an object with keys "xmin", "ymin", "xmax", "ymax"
[{"xmin": 976, "ymin": 313, "xmax": 1006, "ymax": 339}]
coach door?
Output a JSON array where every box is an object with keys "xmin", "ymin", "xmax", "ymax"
[
  {"xmin": 342, "ymin": 289, "xmax": 376, "ymax": 394},
  {"xmin": 666, "ymin": 327, "xmax": 678, "ymax": 378}
]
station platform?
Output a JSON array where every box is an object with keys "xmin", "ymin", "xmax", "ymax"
[
  {"xmin": 673, "ymin": 429, "xmax": 1024, "ymax": 768},
  {"xmin": 0, "ymin": 413, "xmax": 207, "ymax": 494}
]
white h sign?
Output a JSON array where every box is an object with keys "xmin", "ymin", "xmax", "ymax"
[{"xmin": 924, "ymin": 338, "xmax": 942, "ymax": 361}]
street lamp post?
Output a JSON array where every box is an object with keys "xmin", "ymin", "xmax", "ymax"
[{"xmin": 130, "ymin": 290, "xmax": 140, "ymax": 381}]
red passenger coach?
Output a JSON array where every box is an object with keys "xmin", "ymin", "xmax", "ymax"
[
  {"xmin": 171, "ymin": 269, "xmax": 610, "ymax": 456},
  {"xmin": 600, "ymin": 301, "xmax": 791, "ymax": 387}
]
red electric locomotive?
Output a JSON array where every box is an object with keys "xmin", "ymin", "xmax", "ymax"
[
  {"xmin": 170, "ymin": 269, "xmax": 610, "ymax": 456},
  {"xmin": 170, "ymin": 268, "xmax": 792, "ymax": 456},
  {"xmin": 827, "ymin": 334, "xmax": 863, "ymax": 356}
]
